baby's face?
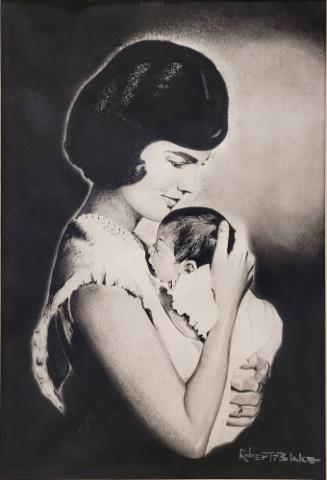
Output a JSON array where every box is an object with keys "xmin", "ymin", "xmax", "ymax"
[{"xmin": 148, "ymin": 233, "xmax": 181, "ymax": 284}]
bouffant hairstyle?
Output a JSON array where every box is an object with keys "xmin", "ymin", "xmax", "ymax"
[
  {"xmin": 159, "ymin": 207, "xmax": 235, "ymax": 268},
  {"xmin": 64, "ymin": 40, "xmax": 229, "ymax": 188}
]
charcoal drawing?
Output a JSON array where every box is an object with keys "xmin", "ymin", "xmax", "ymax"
[{"xmin": 2, "ymin": 1, "xmax": 325, "ymax": 479}]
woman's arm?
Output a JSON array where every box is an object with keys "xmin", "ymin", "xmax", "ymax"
[
  {"xmin": 210, "ymin": 226, "xmax": 261, "ymax": 428},
  {"xmin": 70, "ymin": 222, "xmax": 253, "ymax": 458},
  {"xmin": 72, "ymin": 285, "xmax": 237, "ymax": 458}
]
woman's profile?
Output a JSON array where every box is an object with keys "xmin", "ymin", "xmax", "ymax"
[{"xmin": 31, "ymin": 40, "xmax": 281, "ymax": 468}]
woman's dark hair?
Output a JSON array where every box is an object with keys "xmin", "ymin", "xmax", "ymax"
[
  {"xmin": 159, "ymin": 207, "xmax": 235, "ymax": 268},
  {"xmin": 64, "ymin": 40, "xmax": 229, "ymax": 188}
]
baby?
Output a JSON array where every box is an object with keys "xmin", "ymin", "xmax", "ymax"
[
  {"xmin": 146, "ymin": 206, "xmax": 283, "ymax": 451},
  {"xmin": 147, "ymin": 206, "xmax": 236, "ymax": 341}
]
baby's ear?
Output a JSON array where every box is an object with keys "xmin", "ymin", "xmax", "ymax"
[{"xmin": 182, "ymin": 260, "xmax": 197, "ymax": 274}]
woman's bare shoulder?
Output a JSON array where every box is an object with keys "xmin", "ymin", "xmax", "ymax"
[
  {"xmin": 70, "ymin": 283, "xmax": 172, "ymax": 363},
  {"xmin": 71, "ymin": 283, "xmax": 146, "ymax": 330}
]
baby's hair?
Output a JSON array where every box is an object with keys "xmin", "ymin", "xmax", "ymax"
[{"xmin": 160, "ymin": 207, "xmax": 235, "ymax": 267}]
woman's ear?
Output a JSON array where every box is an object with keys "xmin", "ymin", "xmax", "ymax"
[
  {"xmin": 182, "ymin": 260, "xmax": 197, "ymax": 274},
  {"xmin": 135, "ymin": 161, "xmax": 146, "ymax": 173}
]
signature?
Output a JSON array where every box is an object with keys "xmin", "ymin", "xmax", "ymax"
[{"xmin": 239, "ymin": 447, "xmax": 321, "ymax": 464}]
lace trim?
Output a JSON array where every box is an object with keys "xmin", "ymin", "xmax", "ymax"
[
  {"xmin": 170, "ymin": 295, "xmax": 209, "ymax": 340},
  {"xmin": 76, "ymin": 213, "xmax": 143, "ymax": 250}
]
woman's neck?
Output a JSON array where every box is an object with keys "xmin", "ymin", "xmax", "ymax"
[{"xmin": 78, "ymin": 186, "xmax": 141, "ymax": 232}]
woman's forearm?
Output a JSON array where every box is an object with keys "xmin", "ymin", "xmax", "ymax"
[
  {"xmin": 72, "ymin": 285, "xmax": 244, "ymax": 459},
  {"xmin": 181, "ymin": 221, "xmax": 256, "ymax": 455},
  {"xmin": 184, "ymin": 305, "xmax": 238, "ymax": 455}
]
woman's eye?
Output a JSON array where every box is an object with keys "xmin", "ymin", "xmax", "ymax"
[
  {"xmin": 170, "ymin": 161, "xmax": 183, "ymax": 169},
  {"xmin": 167, "ymin": 158, "xmax": 185, "ymax": 169}
]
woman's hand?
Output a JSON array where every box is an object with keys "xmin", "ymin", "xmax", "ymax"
[
  {"xmin": 227, "ymin": 353, "xmax": 270, "ymax": 426},
  {"xmin": 211, "ymin": 221, "xmax": 255, "ymax": 315}
]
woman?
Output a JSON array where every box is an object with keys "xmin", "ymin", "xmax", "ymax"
[{"xmin": 32, "ymin": 40, "xmax": 272, "ymax": 468}]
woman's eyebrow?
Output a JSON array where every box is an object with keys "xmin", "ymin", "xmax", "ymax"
[
  {"xmin": 167, "ymin": 151, "xmax": 198, "ymax": 164},
  {"xmin": 168, "ymin": 151, "xmax": 211, "ymax": 164}
]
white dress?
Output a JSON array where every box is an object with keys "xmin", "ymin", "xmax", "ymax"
[{"xmin": 31, "ymin": 213, "xmax": 283, "ymax": 453}]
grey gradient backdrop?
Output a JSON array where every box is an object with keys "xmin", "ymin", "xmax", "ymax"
[
  {"xmin": 133, "ymin": 3, "xmax": 325, "ymax": 260},
  {"xmin": 2, "ymin": 1, "xmax": 325, "ymax": 479}
]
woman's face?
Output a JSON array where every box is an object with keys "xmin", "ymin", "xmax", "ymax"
[{"xmin": 120, "ymin": 141, "xmax": 212, "ymax": 222}]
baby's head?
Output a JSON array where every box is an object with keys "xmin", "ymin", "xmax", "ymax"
[{"xmin": 147, "ymin": 207, "xmax": 235, "ymax": 286}]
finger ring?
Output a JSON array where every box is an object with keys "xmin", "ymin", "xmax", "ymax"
[{"xmin": 237, "ymin": 406, "xmax": 243, "ymax": 417}]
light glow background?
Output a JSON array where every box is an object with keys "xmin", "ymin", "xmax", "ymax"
[{"xmin": 3, "ymin": 2, "xmax": 325, "ymax": 478}]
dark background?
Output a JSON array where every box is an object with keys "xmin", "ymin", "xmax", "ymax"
[{"xmin": 2, "ymin": 1, "xmax": 325, "ymax": 479}]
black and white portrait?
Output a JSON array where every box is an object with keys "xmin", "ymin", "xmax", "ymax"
[{"xmin": 2, "ymin": 1, "xmax": 325, "ymax": 479}]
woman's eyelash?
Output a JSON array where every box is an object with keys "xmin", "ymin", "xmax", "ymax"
[
  {"xmin": 167, "ymin": 157, "xmax": 208, "ymax": 168},
  {"xmin": 168, "ymin": 159, "xmax": 185, "ymax": 168}
]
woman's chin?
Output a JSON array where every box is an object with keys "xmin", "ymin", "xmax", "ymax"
[{"xmin": 140, "ymin": 207, "xmax": 173, "ymax": 223}]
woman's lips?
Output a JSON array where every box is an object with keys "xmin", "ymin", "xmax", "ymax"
[{"xmin": 162, "ymin": 195, "xmax": 180, "ymax": 209}]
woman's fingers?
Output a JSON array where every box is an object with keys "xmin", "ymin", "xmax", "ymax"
[
  {"xmin": 227, "ymin": 416, "xmax": 256, "ymax": 427},
  {"xmin": 246, "ymin": 264, "xmax": 255, "ymax": 289},
  {"xmin": 241, "ymin": 354, "xmax": 270, "ymax": 378},
  {"xmin": 232, "ymin": 232, "xmax": 255, "ymax": 277},
  {"xmin": 231, "ymin": 373, "xmax": 260, "ymax": 392},
  {"xmin": 230, "ymin": 390, "xmax": 262, "ymax": 406},
  {"xmin": 216, "ymin": 220, "xmax": 230, "ymax": 256},
  {"xmin": 229, "ymin": 403, "xmax": 239, "ymax": 417},
  {"xmin": 233, "ymin": 231, "xmax": 254, "ymax": 261},
  {"xmin": 247, "ymin": 264, "xmax": 255, "ymax": 278},
  {"xmin": 228, "ymin": 356, "xmax": 265, "ymax": 429},
  {"xmin": 254, "ymin": 359, "xmax": 270, "ymax": 384},
  {"xmin": 240, "ymin": 353, "xmax": 260, "ymax": 369},
  {"xmin": 233, "ymin": 230, "xmax": 250, "ymax": 257},
  {"xmin": 211, "ymin": 220, "xmax": 230, "ymax": 275},
  {"xmin": 229, "ymin": 403, "xmax": 259, "ymax": 418},
  {"xmin": 247, "ymin": 252, "xmax": 255, "ymax": 268},
  {"xmin": 238, "ymin": 354, "xmax": 270, "ymax": 392},
  {"xmin": 211, "ymin": 222, "xmax": 257, "ymax": 313}
]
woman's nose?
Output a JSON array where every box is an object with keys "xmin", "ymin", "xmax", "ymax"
[{"xmin": 177, "ymin": 168, "xmax": 199, "ymax": 195}]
